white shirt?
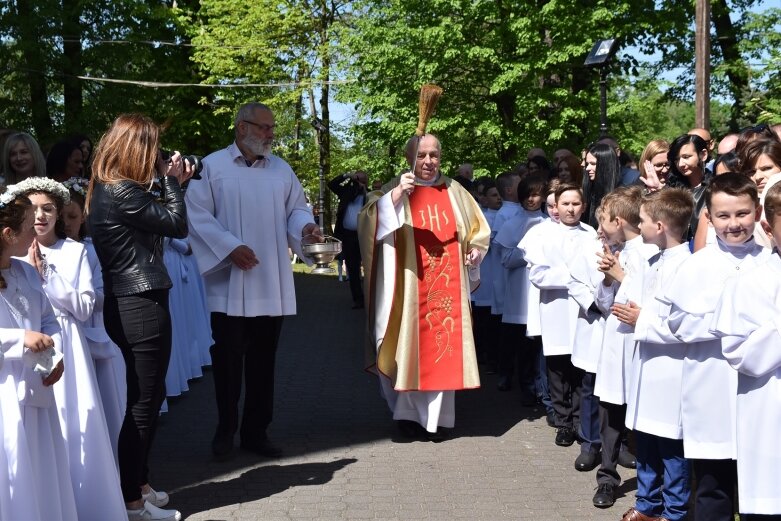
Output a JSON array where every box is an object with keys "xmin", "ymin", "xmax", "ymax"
[{"xmin": 186, "ymin": 142, "xmax": 315, "ymax": 317}]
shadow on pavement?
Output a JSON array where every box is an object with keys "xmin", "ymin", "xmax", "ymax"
[{"xmin": 172, "ymin": 458, "xmax": 357, "ymax": 518}]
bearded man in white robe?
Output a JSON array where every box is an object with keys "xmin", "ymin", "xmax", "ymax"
[{"xmin": 186, "ymin": 102, "xmax": 322, "ymax": 457}]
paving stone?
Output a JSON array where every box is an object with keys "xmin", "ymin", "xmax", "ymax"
[{"xmin": 150, "ymin": 272, "xmax": 636, "ymax": 520}]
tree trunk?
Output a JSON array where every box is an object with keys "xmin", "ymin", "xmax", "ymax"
[
  {"xmin": 711, "ymin": 0, "xmax": 749, "ymax": 128},
  {"xmin": 15, "ymin": 0, "xmax": 54, "ymax": 144},
  {"xmin": 61, "ymin": 0, "xmax": 83, "ymax": 135},
  {"xmin": 319, "ymin": 0, "xmax": 333, "ymax": 232}
]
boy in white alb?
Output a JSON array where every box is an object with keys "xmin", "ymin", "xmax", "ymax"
[
  {"xmin": 711, "ymin": 181, "xmax": 781, "ymax": 521},
  {"xmin": 472, "ymin": 179, "xmax": 501, "ymax": 366},
  {"xmin": 566, "ymin": 204, "xmax": 608, "ymax": 474},
  {"xmin": 612, "ymin": 188, "xmax": 695, "ymax": 521},
  {"xmin": 486, "ymin": 171, "xmax": 522, "ymax": 371},
  {"xmin": 592, "ymin": 186, "xmax": 657, "ymax": 508},
  {"xmin": 519, "ymin": 180, "xmax": 561, "ymax": 423},
  {"xmin": 495, "ymin": 174, "xmax": 546, "ymax": 398},
  {"xmin": 523, "ymin": 183, "xmax": 596, "ymax": 447},
  {"xmin": 665, "ymin": 174, "xmax": 769, "ymax": 521}
]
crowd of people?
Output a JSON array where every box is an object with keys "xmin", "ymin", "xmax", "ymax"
[
  {"xmin": 1, "ymin": 111, "xmax": 781, "ymax": 521},
  {"xmin": 346, "ymin": 125, "xmax": 781, "ymax": 521},
  {"xmin": 0, "ymin": 104, "xmax": 321, "ymax": 521}
]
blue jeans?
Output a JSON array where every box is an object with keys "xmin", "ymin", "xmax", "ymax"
[{"xmin": 635, "ymin": 430, "xmax": 691, "ymax": 521}]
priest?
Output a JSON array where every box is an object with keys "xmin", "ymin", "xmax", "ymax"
[{"xmin": 358, "ymin": 134, "xmax": 490, "ymax": 441}]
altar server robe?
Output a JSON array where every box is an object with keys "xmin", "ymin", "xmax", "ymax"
[
  {"xmin": 665, "ymin": 238, "xmax": 768, "ymax": 460},
  {"xmin": 593, "ymin": 236, "xmax": 658, "ymax": 405},
  {"xmin": 522, "ymin": 221, "xmax": 597, "ymax": 356},
  {"xmin": 625, "ymin": 243, "xmax": 690, "ymax": 439},
  {"xmin": 495, "ymin": 209, "xmax": 545, "ymax": 325},
  {"xmin": 711, "ymin": 252, "xmax": 781, "ymax": 515},
  {"xmin": 185, "ymin": 144, "xmax": 314, "ymax": 317},
  {"xmin": 567, "ymin": 235, "xmax": 606, "ymax": 374}
]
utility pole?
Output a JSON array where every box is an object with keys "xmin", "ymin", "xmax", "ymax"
[{"xmin": 695, "ymin": 0, "xmax": 710, "ymax": 129}]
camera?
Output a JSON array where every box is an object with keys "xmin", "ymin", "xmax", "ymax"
[{"xmin": 160, "ymin": 149, "xmax": 203, "ymax": 180}]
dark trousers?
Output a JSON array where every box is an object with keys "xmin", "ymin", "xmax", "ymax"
[
  {"xmin": 210, "ymin": 313, "xmax": 284, "ymax": 442},
  {"xmin": 692, "ymin": 458, "xmax": 737, "ymax": 521},
  {"xmin": 597, "ymin": 401, "xmax": 627, "ymax": 486},
  {"xmin": 498, "ymin": 323, "xmax": 538, "ymax": 400},
  {"xmin": 472, "ymin": 305, "xmax": 498, "ymax": 365},
  {"xmin": 546, "ymin": 354, "xmax": 583, "ymax": 429},
  {"xmin": 579, "ymin": 371, "xmax": 601, "ymax": 454},
  {"xmin": 340, "ymin": 229, "xmax": 363, "ymax": 305},
  {"xmin": 104, "ymin": 289, "xmax": 172, "ymax": 503}
]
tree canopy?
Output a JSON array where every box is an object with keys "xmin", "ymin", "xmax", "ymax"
[{"xmin": 0, "ymin": 0, "xmax": 778, "ymax": 191}]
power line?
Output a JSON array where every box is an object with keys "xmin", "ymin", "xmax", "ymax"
[{"xmin": 74, "ymin": 75, "xmax": 355, "ymax": 88}]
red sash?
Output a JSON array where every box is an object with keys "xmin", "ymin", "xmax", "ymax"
[{"xmin": 408, "ymin": 184, "xmax": 464, "ymax": 390}]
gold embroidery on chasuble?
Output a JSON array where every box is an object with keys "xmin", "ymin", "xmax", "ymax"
[{"xmin": 409, "ymin": 185, "xmax": 464, "ymax": 390}]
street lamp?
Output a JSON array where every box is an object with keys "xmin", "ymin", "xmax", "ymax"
[{"xmin": 584, "ymin": 38, "xmax": 619, "ymax": 137}]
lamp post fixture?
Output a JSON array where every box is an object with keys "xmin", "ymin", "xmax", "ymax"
[{"xmin": 584, "ymin": 38, "xmax": 620, "ymax": 138}]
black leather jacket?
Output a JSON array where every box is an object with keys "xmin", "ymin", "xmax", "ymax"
[{"xmin": 87, "ymin": 176, "xmax": 188, "ymax": 297}]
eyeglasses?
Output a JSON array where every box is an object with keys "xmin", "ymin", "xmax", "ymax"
[
  {"xmin": 652, "ymin": 162, "xmax": 670, "ymax": 170},
  {"xmin": 242, "ymin": 120, "xmax": 276, "ymax": 132}
]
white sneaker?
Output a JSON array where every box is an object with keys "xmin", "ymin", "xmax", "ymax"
[
  {"xmin": 127, "ymin": 501, "xmax": 182, "ymax": 521},
  {"xmin": 142, "ymin": 487, "xmax": 170, "ymax": 507}
]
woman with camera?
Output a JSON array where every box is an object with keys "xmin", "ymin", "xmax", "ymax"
[{"xmin": 86, "ymin": 114, "xmax": 193, "ymax": 521}]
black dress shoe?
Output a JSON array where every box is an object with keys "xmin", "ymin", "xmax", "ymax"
[
  {"xmin": 396, "ymin": 420, "xmax": 422, "ymax": 438},
  {"xmin": 618, "ymin": 450, "xmax": 637, "ymax": 469},
  {"xmin": 240, "ymin": 438, "xmax": 283, "ymax": 458},
  {"xmin": 424, "ymin": 429, "xmax": 446, "ymax": 443},
  {"xmin": 574, "ymin": 451, "xmax": 600, "ymax": 471},
  {"xmin": 496, "ymin": 376, "xmax": 512, "ymax": 391},
  {"xmin": 554, "ymin": 427, "xmax": 576, "ymax": 446},
  {"xmin": 211, "ymin": 431, "xmax": 234, "ymax": 457},
  {"xmin": 545, "ymin": 411, "xmax": 556, "ymax": 427},
  {"xmin": 592, "ymin": 483, "xmax": 615, "ymax": 508}
]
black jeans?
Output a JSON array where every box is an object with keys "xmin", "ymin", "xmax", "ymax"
[
  {"xmin": 340, "ymin": 229, "xmax": 364, "ymax": 305},
  {"xmin": 104, "ymin": 289, "xmax": 172, "ymax": 503},
  {"xmin": 210, "ymin": 313, "xmax": 284, "ymax": 443}
]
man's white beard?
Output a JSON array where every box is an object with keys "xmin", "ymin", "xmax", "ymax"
[{"xmin": 243, "ymin": 134, "xmax": 272, "ymax": 157}]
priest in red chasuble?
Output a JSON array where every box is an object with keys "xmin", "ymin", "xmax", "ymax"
[{"xmin": 358, "ymin": 134, "xmax": 490, "ymax": 441}]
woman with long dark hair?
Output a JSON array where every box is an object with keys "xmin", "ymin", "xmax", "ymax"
[
  {"xmin": 86, "ymin": 114, "xmax": 193, "ymax": 521},
  {"xmin": 581, "ymin": 143, "xmax": 620, "ymax": 228},
  {"xmin": 667, "ymin": 134, "xmax": 712, "ymax": 241}
]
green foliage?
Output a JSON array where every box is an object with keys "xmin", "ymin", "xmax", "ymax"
[{"xmin": 0, "ymin": 0, "xmax": 777, "ymax": 194}]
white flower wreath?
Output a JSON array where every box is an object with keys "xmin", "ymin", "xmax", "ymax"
[
  {"xmin": 0, "ymin": 187, "xmax": 18, "ymax": 208},
  {"xmin": 12, "ymin": 177, "xmax": 71, "ymax": 205},
  {"xmin": 62, "ymin": 176, "xmax": 89, "ymax": 197}
]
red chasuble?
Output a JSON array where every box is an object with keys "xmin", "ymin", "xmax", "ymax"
[{"xmin": 408, "ymin": 184, "xmax": 464, "ymax": 390}]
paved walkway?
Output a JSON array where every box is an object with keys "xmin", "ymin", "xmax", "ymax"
[{"xmin": 151, "ymin": 271, "xmax": 636, "ymax": 520}]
